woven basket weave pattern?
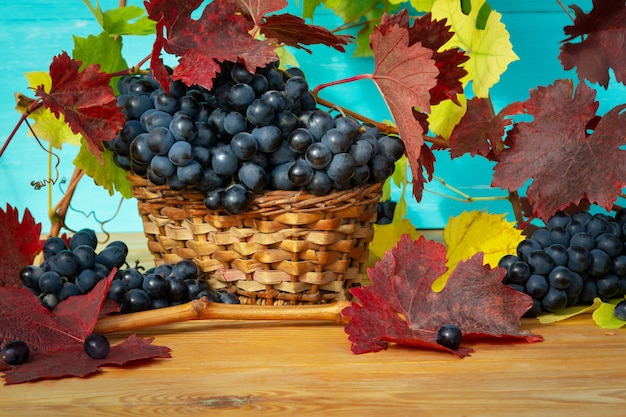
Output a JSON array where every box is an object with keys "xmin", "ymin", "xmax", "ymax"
[{"xmin": 130, "ymin": 174, "xmax": 382, "ymax": 305}]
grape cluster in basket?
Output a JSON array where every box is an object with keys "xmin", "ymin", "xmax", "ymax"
[
  {"xmin": 499, "ymin": 210, "xmax": 626, "ymax": 318},
  {"xmin": 20, "ymin": 229, "xmax": 236, "ymax": 312},
  {"xmin": 109, "ymin": 61, "xmax": 405, "ymax": 214}
]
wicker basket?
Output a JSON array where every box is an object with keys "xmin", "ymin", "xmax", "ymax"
[{"xmin": 129, "ymin": 173, "xmax": 382, "ymax": 305}]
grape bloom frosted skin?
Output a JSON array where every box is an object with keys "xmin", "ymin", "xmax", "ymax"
[
  {"xmin": 2, "ymin": 340, "xmax": 30, "ymax": 365},
  {"xmin": 111, "ymin": 60, "xmax": 405, "ymax": 215}
]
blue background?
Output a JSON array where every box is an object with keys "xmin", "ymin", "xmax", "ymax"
[{"xmin": 1, "ymin": 0, "xmax": 623, "ymax": 234}]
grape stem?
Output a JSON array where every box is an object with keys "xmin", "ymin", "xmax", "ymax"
[
  {"xmin": 0, "ymin": 99, "xmax": 44, "ymax": 159},
  {"xmin": 94, "ymin": 299, "xmax": 352, "ymax": 334}
]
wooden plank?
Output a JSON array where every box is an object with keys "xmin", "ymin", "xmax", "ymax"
[{"xmin": 1, "ymin": 315, "xmax": 625, "ymax": 416}]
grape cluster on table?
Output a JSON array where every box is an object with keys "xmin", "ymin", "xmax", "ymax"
[
  {"xmin": 499, "ymin": 210, "xmax": 626, "ymax": 318},
  {"xmin": 109, "ymin": 61, "xmax": 405, "ymax": 214},
  {"xmin": 20, "ymin": 229, "xmax": 237, "ymax": 314}
]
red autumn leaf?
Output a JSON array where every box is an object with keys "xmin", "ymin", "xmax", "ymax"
[
  {"xmin": 409, "ymin": 13, "xmax": 469, "ymax": 106},
  {"xmin": 0, "ymin": 270, "xmax": 171, "ymax": 384},
  {"xmin": 226, "ymin": 0, "xmax": 287, "ymax": 25},
  {"xmin": 145, "ymin": 0, "xmax": 279, "ymax": 92},
  {"xmin": 559, "ymin": 0, "xmax": 626, "ymax": 88},
  {"xmin": 0, "ymin": 204, "xmax": 43, "ymax": 288},
  {"xmin": 343, "ymin": 235, "xmax": 541, "ymax": 356},
  {"xmin": 4, "ymin": 335, "xmax": 171, "ymax": 385},
  {"xmin": 370, "ymin": 11, "xmax": 438, "ymax": 202},
  {"xmin": 35, "ymin": 52, "xmax": 125, "ymax": 163},
  {"xmin": 448, "ymin": 98, "xmax": 525, "ymax": 160},
  {"xmin": 259, "ymin": 14, "xmax": 353, "ymax": 53},
  {"xmin": 0, "ymin": 271, "xmax": 116, "ymax": 352},
  {"xmin": 492, "ymin": 79, "xmax": 626, "ymax": 222}
]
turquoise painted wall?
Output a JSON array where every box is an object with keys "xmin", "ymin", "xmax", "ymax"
[{"xmin": 1, "ymin": 1, "xmax": 623, "ymax": 234}]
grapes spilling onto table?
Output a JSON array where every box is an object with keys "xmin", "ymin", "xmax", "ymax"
[
  {"xmin": 20, "ymin": 229, "xmax": 237, "ymax": 314},
  {"xmin": 500, "ymin": 210, "xmax": 626, "ymax": 318},
  {"xmin": 110, "ymin": 61, "xmax": 405, "ymax": 214}
]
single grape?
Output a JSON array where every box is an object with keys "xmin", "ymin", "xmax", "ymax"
[
  {"xmin": 586, "ymin": 215, "xmax": 608, "ymax": 239},
  {"xmin": 211, "ymin": 145, "xmax": 239, "ymax": 177},
  {"xmin": 612, "ymin": 255, "xmax": 626, "ymax": 277},
  {"xmin": 2, "ymin": 340, "xmax": 30, "ymax": 365},
  {"xmin": 238, "ymin": 162, "xmax": 267, "ymax": 192},
  {"xmin": 288, "ymin": 158, "xmax": 314, "ymax": 187},
  {"xmin": 124, "ymin": 94, "xmax": 154, "ymax": 120},
  {"xmin": 171, "ymin": 260, "xmax": 199, "ymax": 281},
  {"xmin": 150, "ymin": 155, "xmax": 177, "ymax": 178},
  {"xmin": 169, "ymin": 115, "xmax": 198, "ymax": 142},
  {"xmin": 147, "ymin": 126, "xmax": 175, "ymax": 155},
  {"xmin": 69, "ymin": 229, "xmax": 98, "ymax": 250},
  {"xmin": 305, "ymin": 142, "xmax": 333, "ymax": 170},
  {"xmin": 525, "ymin": 274, "xmax": 549, "ymax": 298},
  {"xmin": 377, "ymin": 135, "xmax": 405, "ymax": 162},
  {"xmin": 570, "ymin": 232, "xmax": 595, "ymax": 251},
  {"xmin": 267, "ymin": 141, "xmax": 297, "ymax": 167},
  {"xmin": 546, "ymin": 211, "xmax": 571, "ymax": 229},
  {"xmin": 321, "ymin": 128, "xmax": 351, "ymax": 155},
  {"xmin": 96, "ymin": 245, "xmax": 127, "ymax": 270},
  {"xmin": 587, "ymin": 248, "xmax": 612, "ymax": 277},
  {"xmin": 39, "ymin": 270, "xmax": 64, "ymax": 294},
  {"xmin": 143, "ymin": 110, "xmax": 173, "ymax": 132},
  {"xmin": 435, "ymin": 324, "xmax": 462, "ymax": 350},
  {"xmin": 566, "ymin": 220, "xmax": 586, "ymax": 237},
  {"xmin": 83, "ymin": 333, "xmax": 111, "ymax": 359},
  {"xmin": 260, "ymin": 90, "xmax": 287, "ymax": 112},
  {"xmin": 565, "ymin": 271, "xmax": 584, "ymax": 303},
  {"xmin": 121, "ymin": 288, "xmax": 152, "ymax": 313},
  {"xmin": 177, "ymin": 160, "xmax": 204, "ymax": 186},
  {"xmin": 230, "ymin": 62, "xmax": 253, "ymax": 83},
  {"xmin": 193, "ymin": 122, "xmax": 217, "ymax": 147},
  {"xmin": 531, "ymin": 228, "xmax": 551, "ymax": 248},
  {"xmin": 20, "ymin": 265, "xmax": 43, "ymax": 290},
  {"xmin": 253, "ymin": 125, "xmax": 283, "ymax": 153},
  {"xmin": 545, "ymin": 244, "xmax": 568, "ymax": 267},
  {"xmin": 351, "ymin": 164, "xmax": 370, "ymax": 185},
  {"xmin": 223, "ymin": 111, "xmax": 247, "ymax": 135},
  {"xmin": 204, "ymin": 188, "xmax": 225, "ymax": 210},
  {"xmin": 548, "ymin": 266, "xmax": 573, "ymax": 289},
  {"xmin": 596, "ymin": 274, "xmax": 620, "ymax": 298},
  {"xmin": 542, "ymin": 286, "xmax": 568, "ymax": 312},
  {"xmin": 326, "ymin": 153, "xmax": 356, "ymax": 183},
  {"xmin": 43, "ymin": 236, "xmax": 68, "ymax": 260},
  {"xmin": 287, "ymin": 128, "xmax": 314, "ymax": 153},
  {"xmin": 579, "ymin": 279, "xmax": 598, "ymax": 305},
  {"xmin": 154, "ymin": 92, "xmax": 178, "ymax": 113},
  {"xmin": 595, "ymin": 232, "xmax": 623, "ymax": 258},
  {"xmin": 284, "ymin": 76, "xmax": 308, "ymax": 100},
  {"xmin": 567, "ymin": 245, "xmax": 591, "ymax": 272},
  {"xmin": 58, "ymin": 282, "xmax": 81, "ymax": 301},
  {"xmin": 527, "ymin": 250, "xmax": 555, "ymax": 276},
  {"xmin": 119, "ymin": 268, "xmax": 144, "ymax": 291},
  {"xmin": 185, "ymin": 278, "xmax": 202, "ymax": 300},
  {"xmin": 250, "ymin": 73, "xmax": 269, "ymax": 96},
  {"xmin": 614, "ymin": 300, "xmax": 626, "ymax": 321},
  {"xmin": 167, "ymin": 276, "xmax": 189, "ymax": 302},
  {"xmin": 349, "ymin": 140, "xmax": 374, "ymax": 166},
  {"xmin": 508, "ymin": 261, "xmax": 531, "ymax": 284},
  {"xmin": 334, "ymin": 116, "xmax": 361, "ymax": 140},
  {"xmin": 306, "ymin": 110, "xmax": 334, "ymax": 140},
  {"xmin": 230, "ymin": 132, "xmax": 258, "ymax": 161},
  {"xmin": 130, "ymin": 133, "xmax": 155, "ymax": 165},
  {"xmin": 548, "ymin": 227, "xmax": 570, "ymax": 247},
  {"xmin": 516, "ymin": 239, "xmax": 543, "ymax": 261},
  {"xmin": 228, "ymin": 83, "xmax": 256, "ymax": 111},
  {"xmin": 272, "ymin": 110, "xmax": 299, "ymax": 138},
  {"xmin": 72, "ymin": 245, "xmax": 97, "ymax": 272},
  {"xmin": 222, "ymin": 184, "xmax": 251, "ymax": 214},
  {"xmin": 246, "ymin": 99, "xmax": 275, "ymax": 127},
  {"xmin": 49, "ymin": 249, "xmax": 78, "ymax": 278},
  {"xmin": 219, "ymin": 292, "xmax": 241, "ymax": 304},
  {"xmin": 307, "ymin": 170, "xmax": 333, "ymax": 196},
  {"xmin": 142, "ymin": 273, "xmax": 168, "ymax": 298},
  {"xmin": 75, "ymin": 269, "xmax": 98, "ymax": 294},
  {"xmin": 178, "ymin": 95, "xmax": 201, "ymax": 119}
]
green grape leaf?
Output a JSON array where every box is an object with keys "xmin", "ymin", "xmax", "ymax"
[
  {"xmin": 72, "ymin": 32, "xmax": 128, "ymax": 95},
  {"xmin": 538, "ymin": 298, "xmax": 603, "ymax": 324},
  {"xmin": 592, "ymin": 298, "xmax": 626, "ymax": 329},
  {"xmin": 432, "ymin": 210, "xmax": 523, "ymax": 291},
  {"xmin": 17, "ymin": 72, "xmax": 83, "ymax": 149},
  {"xmin": 101, "ymin": 5, "xmax": 156, "ymax": 36},
  {"xmin": 83, "ymin": 1, "xmax": 155, "ymax": 36},
  {"xmin": 431, "ymin": 0, "xmax": 518, "ymax": 97},
  {"xmin": 73, "ymin": 141, "xmax": 133, "ymax": 198}
]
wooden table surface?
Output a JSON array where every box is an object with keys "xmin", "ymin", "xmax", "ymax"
[{"xmin": 2, "ymin": 233, "xmax": 626, "ymax": 416}]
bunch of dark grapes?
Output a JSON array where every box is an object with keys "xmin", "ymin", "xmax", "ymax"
[
  {"xmin": 20, "ymin": 229, "xmax": 128, "ymax": 310},
  {"xmin": 375, "ymin": 200, "xmax": 397, "ymax": 225},
  {"xmin": 108, "ymin": 259, "xmax": 239, "ymax": 314},
  {"xmin": 110, "ymin": 61, "xmax": 404, "ymax": 214},
  {"xmin": 499, "ymin": 209, "xmax": 626, "ymax": 318},
  {"xmin": 20, "ymin": 230, "xmax": 233, "ymax": 312}
]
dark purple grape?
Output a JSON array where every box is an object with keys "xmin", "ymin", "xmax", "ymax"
[
  {"xmin": 49, "ymin": 249, "xmax": 78, "ymax": 278},
  {"xmin": 130, "ymin": 133, "xmax": 155, "ymax": 165},
  {"xmin": 230, "ymin": 132, "xmax": 258, "ymax": 161},
  {"xmin": 326, "ymin": 153, "xmax": 355, "ymax": 183},
  {"xmin": 147, "ymin": 126, "xmax": 175, "ymax": 155},
  {"xmin": 120, "ymin": 268, "xmax": 144, "ymax": 291},
  {"xmin": 142, "ymin": 273, "xmax": 168, "ymax": 298},
  {"xmin": 368, "ymin": 154, "xmax": 394, "ymax": 183},
  {"xmin": 548, "ymin": 227, "xmax": 570, "ymax": 247},
  {"xmin": 75, "ymin": 269, "xmax": 98, "ymax": 294},
  {"xmin": 260, "ymin": 90, "xmax": 287, "ymax": 112},
  {"xmin": 587, "ymin": 248, "xmax": 611, "ymax": 277},
  {"xmin": 2, "ymin": 340, "xmax": 30, "ymax": 365},
  {"xmin": 223, "ymin": 111, "xmax": 247, "ymax": 135},
  {"xmin": 334, "ymin": 116, "xmax": 361, "ymax": 140},
  {"xmin": 238, "ymin": 162, "xmax": 267, "ymax": 192},
  {"xmin": 377, "ymin": 135, "xmax": 405, "ymax": 162},
  {"xmin": 72, "ymin": 244, "xmax": 97, "ymax": 273},
  {"xmin": 307, "ymin": 170, "xmax": 333, "ymax": 196},
  {"xmin": 150, "ymin": 155, "xmax": 176, "ymax": 178},
  {"xmin": 516, "ymin": 239, "xmax": 542, "ymax": 261},
  {"xmin": 121, "ymin": 288, "xmax": 152, "ymax": 313},
  {"xmin": 596, "ymin": 274, "xmax": 620, "ymax": 298},
  {"xmin": 222, "ymin": 184, "xmax": 251, "ymax": 215},
  {"xmin": 525, "ymin": 274, "xmax": 549, "ymax": 298},
  {"xmin": 219, "ymin": 292, "xmax": 240, "ymax": 304},
  {"xmin": 204, "ymin": 188, "xmax": 224, "ymax": 210},
  {"xmin": 70, "ymin": 229, "xmax": 97, "ymax": 250},
  {"xmin": 306, "ymin": 110, "xmax": 334, "ymax": 140},
  {"xmin": 288, "ymin": 159, "xmax": 314, "ymax": 187},
  {"xmin": 83, "ymin": 333, "xmax": 110, "ymax": 359},
  {"xmin": 305, "ymin": 142, "xmax": 332, "ymax": 169},
  {"xmin": 43, "ymin": 236, "xmax": 68, "ymax": 260},
  {"xmin": 546, "ymin": 211, "xmax": 571, "ymax": 229},
  {"xmin": 20, "ymin": 265, "xmax": 43, "ymax": 290},
  {"xmin": 124, "ymin": 94, "xmax": 154, "ymax": 120},
  {"xmin": 542, "ymin": 286, "xmax": 568, "ymax": 312},
  {"xmin": 527, "ymin": 250, "xmax": 555, "ymax": 276},
  {"xmin": 58, "ymin": 282, "xmax": 81, "ymax": 301},
  {"xmin": 212, "ymin": 145, "xmax": 239, "ymax": 177},
  {"xmin": 595, "ymin": 232, "xmax": 623, "ymax": 258},
  {"xmin": 39, "ymin": 271, "xmax": 63, "ymax": 294},
  {"xmin": 507, "ymin": 261, "xmax": 531, "ymax": 284},
  {"xmin": 284, "ymin": 76, "xmax": 308, "ymax": 100},
  {"xmin": 287, "ymin": 128, "xmax": 314, "ymax": 153},
  {"xmin": 95, "ymin": 245, "xmax": 127, "ymax": 270},
  {"xmin": 177, "ymin": 160, "xmax": 204, "ymax": 185},
  {"xmin": 230, "ymin": 62, "xmax": 253, "ymax": 84},
  {"xmin": 349, "ymin": 140, "xmax": 374, "ymax": 166},
  {"xmin": 435, "ymin": 324, "xmax": 462, "ymax": 350},
  {"xmin": 246, "ymin": 99, "xmax": 275, "ymax": 126},
  {"xmin": 614, "ymin": 300, "xmax": 626, "ymax": 321},
  {"xmin": 567, "ymin": 245, "xmax": 591, "ymax": 272},
  {"xmin": 548, "ymin": 266, "xmax": 572, "ymax": 289},
  {"xmin": 253, "ymin": 125, "xmax": 283, "ymax": 153}
]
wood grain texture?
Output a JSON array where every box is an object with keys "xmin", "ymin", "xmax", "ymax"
[{"xmin": 1, "ymin": 316, "xmax": 626, "ymax": 416}]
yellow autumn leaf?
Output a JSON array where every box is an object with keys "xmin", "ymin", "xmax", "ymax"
[
  {"xmin": 427, "ymin": 94, "xmax": 467, "ymax": 139},
  {"xmin": 431, "ymin": 0, "xmax": 518, "ymax": 98},
  {"xmin": 16, "ymin": 72, "xmax": 83, "ymax": 149},
  {"xmin": 388, "ymin": 0, "xmax": 435, "ymax": 12},
  {"xmin": 432, "ymin": 210, "xmax": 523, "ymax": 291}
]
